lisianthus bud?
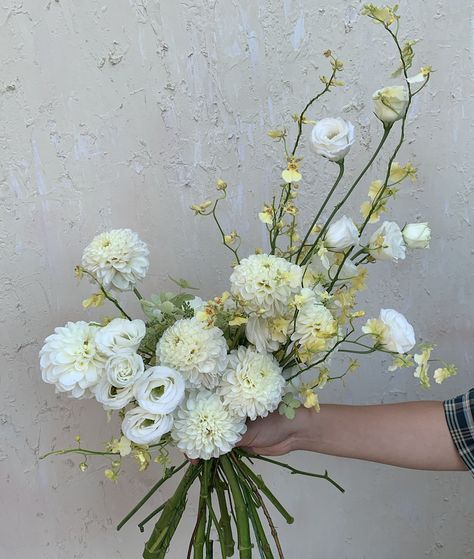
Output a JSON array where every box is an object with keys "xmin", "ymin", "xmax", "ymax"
[
  {"xmin": 310, "ymin": 118, "xmax": 355, "ymax": 162},
  {"xmin": 403, "ymin": 223, "xmax": 431, "ymax": 249},
  {"xmin": 324, "ymin": 215, "xmax": 359, "ymax": 252},
  {"xmin": 372, "ymin": 86, "xmax": 409, "ymax": 124}
]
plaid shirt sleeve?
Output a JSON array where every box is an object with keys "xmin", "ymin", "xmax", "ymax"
[{"xmin": 444, "ymin": 388, "xmax": 474, "ymax": 474}]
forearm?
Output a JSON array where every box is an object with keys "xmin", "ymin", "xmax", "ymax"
[{"xmin": 294, "ymin": 401, "xmax": 467, "ymax": 471}]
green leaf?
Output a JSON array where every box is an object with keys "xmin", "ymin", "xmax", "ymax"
[{"xmin": 168, "ymin": 275, "xmax": 199, "ymax": 290}]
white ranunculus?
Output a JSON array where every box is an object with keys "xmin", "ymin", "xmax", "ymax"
[
  {"xmin": 39, "ymin": 321, "xmax": 105, "ymax": 398},
  {"xmin": 81, "ymin": 229, "xmax": 149, "ymax": 291},
  {"xmin": 369, "ymin": 221, "xmax": 406, "ymax": 262},
  {"xmin": 105, "ymin": 351, "xmax": 144, "ymax": 388},
  {"xmin": 172, "ymin": 391, "xmax": 247, "ymax": 460},
  {"xmin": 324, "ymin": 215, "xmax": 359, "ymax": 252},
  {"xmin": 122, "ymin": 406, "xmax": 173, "ymax": 445},
  {"xmin": 372, "ymin": 86, "xmax": 409, "ymax": 124},
  {"xmin": 94, "ymin": 376, "xmax": 134, "ymax": 410},
  {"xmin": 95, "ymin": 318, "xmax": 146, "ymax": 356},
  {"xmin": 310, "ymin": 118, "xmax": 355, "ymax": 162},
  {"xmin": 403, "ymin": 223, "xmax": 431, "ymax": 249},
  {"xmin": 379, "ymin": 308, "xmax": 415, "ymax": 354},
  {"xmin": 133, "ymin": 366, "xmax": 185, "ymax": 415}
]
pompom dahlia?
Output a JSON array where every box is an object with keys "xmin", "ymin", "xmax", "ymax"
[
  {"xmin": 172, "ymin": 391, "xmax": 246, "ymax": 460},
  {"xmin": 230, "ymin": 254, "xmax": 303, "ymax": 318},
  {"xmin": 219, "ymin": 346, "xmax": 285, "ymax": 420},
  {"xmin": 81, "ymin": 228, "xmax": 149, "ymax": 291},
  {"xmin": 156, "ymin": 318, "xmax": 228, "ymax": 389},
  {"xmin": 291, "ymin": 295, "xmax": 338, "ymax": 355},
  {"xmin": 40, "ymin": 321, "xmax": 105, "ymax": 398}
]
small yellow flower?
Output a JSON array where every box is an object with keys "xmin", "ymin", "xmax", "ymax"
[
  {"xmin": 360, "ymin": 200, "xmax": 385, "ymax": 223},
  {"xmin": 82, "ymin": 292, "xmax": 105, "ymax": 309},
  {"xmin": 267, "ymin": 128, "xmax": 286, "ymax": 140},
  {"xmin": 350, "ymin": 310, "xmax": 366, "ymax": 319},
  {"xmin": 414, "ymin": 344, "xmax": 434, "ymax": 389},
  {"xmin": 368, "ymin": 180, "xmax": 384, "ymax": 200},
  {"xmin": 389, "ymin": 162, "xmax": 417, "ymax": 184},
  {"xmin": 303, "ymin": 389, "xmax": 320, "ymax": 411},
  {"xmin": 433, "ymin": 365, "xmax": 457, "ymax": 384},
  {"xmin": 79, "ymin": 462, "xmax": 88, "ymax": 472},
  {"xmin": 216, "ymin": 179, "xmax": 227, "ymax": 191},
  {"xmin": 191, "ymin": 200, "xmax": 213, "ymax": 215},
  {"xmin": 284, "ymin": 204, "xmax": 298, "ymax": 216},
  {"xmin": 104, "ymin": 469, "xmax": 118, "ymax": 482},
  {"xmin": 133, "ymin": 448, "xmax": 151, "ymax": 472},
  {"xmin": 282, "ymin": 158, "xmax": 302, "ymax": 183},
  {"xmin": 108, "ymin": 435, "xmax": 132, "ymax": 457},
  {"xmin": 351, "ymin": 268, "xmax": 367, "ymax": 291},
  {"xmin": 258, "ymin": 204, "xmax": 274, "ymax": 225},
  {"xmin": 362, "ymin": 318, "xmax": 388, "ymax": 341},
  {"xmin": 229, "ymin": 315, "xmax": 248, "ymax": 326},
  {"xmin": 74, "ymin": 265, "xmax": 84, "ymax": 280},
  {"xmin": 361, "ymin": 4, "xmax": 399, "ymax": 27},
  {"xmin": 224, "ymin": 230, "xmax": 237, "ymax": 245}
]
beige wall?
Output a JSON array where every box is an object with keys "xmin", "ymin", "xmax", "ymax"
[{"xmin": 1, "ymin": 1, "xmax": 474, "ymax": 557}]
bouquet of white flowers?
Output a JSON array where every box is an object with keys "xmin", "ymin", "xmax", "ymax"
[{"xmin": 39, "ymin": 5, "xmax": 457, "ymax": 558}]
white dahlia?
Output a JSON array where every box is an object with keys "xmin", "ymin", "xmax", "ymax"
[
  {"xmin": 219, "ymin": 346, "xmax": 285, "ymax": 420},
  {"xmin": 156, "ymin": 318, "xmax": 228, "ymax": 389},
  {"xmin": 122, "ymin": 406, "xmax": 173, "ymax": 445},
  {"xmin": 291, "ymin": 297, "xmax": 338, "ymax": 354},
  {"xmin": 40, "ymin": 321, "xmax": 105, "ymax": 398},
  {"xmin": 245, "ymin": 314, "xmax": 291, "ymax": 353},
  {"xmin": 81, "ymin": 229, "xmax": 149, "ymax": 291},
  {"xmin": 230, "ymin": 254, "xmax": 303, "ymax": 318},
  {"xmin": 172, "ymin": 391, "xmax": 246, "ymax": 460}
]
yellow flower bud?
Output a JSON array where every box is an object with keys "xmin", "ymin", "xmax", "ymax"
[
  {"xmin": 82, "ymin": 292, "xmax": 106, "ymax": 309},
  {"xmin": 216, "ymin": 179, "xmax": 227, "ymax": 191},
  {"xmin": 191, "ymin": 200, "xmax": 213, "ymax": 215}
]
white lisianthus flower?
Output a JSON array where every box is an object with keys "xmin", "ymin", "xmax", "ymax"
[
  {"xmin": 372, "ymin": 86, "xmax": 409, "ymax": 124},
  {"xmin": 156, "ymin": 318, "xmax": 228, "ymax": 389},
  {"xmin": 82, "ymin": 228, "xmax": 149, "ymax": 291},
  {"xmin": 379, "ymin": 309, "xmax": 416, "ymax": 354},
  {"xmin": 369, "ymin": 221, "xmax": 406, "ymax": 262},
  {"xmin": 403, "ymin": 223, "xmax": 431, "ymax": 249},
  {"xmin": 122, "ymin": 406, "xmax": 173, "ymax": 445},
  {"xmin": 95, "ymin": 318, "xmax": 146, "ymax": 356},
  {"xmin": 324, "ymin": 215, "xmax": 359, "ymax": 252},
  {"xmin": 94, "ymin": 376, "xmax": 134, "ymax": 410},
  {"xmin": 172, "ymin": 391, "xmax": 246, "ymax": 460},
  {"xmin": 245, "ymin": 315, "xmax": 291, "ymax": 353},
  {"xmin": 105, "ymin": 352, "xmax": 145, "ymax": 388},
  {"xmin": 230, "ymin": 254, "xmax": 303, "ymax": 318},
  {"xmin": 310, "ymin": 118, "xmax": 355, "ymax": 162},
  {"xmin": 219, "ymin": 346, "xmax": 285, "ymax": 420},
  {"xmin": 133, "ymin": 366, "xmax": 185, "ymax": 415},
  {"xmin": 40, "ymin": 321, "xmax": 105, "ymax": 398}
]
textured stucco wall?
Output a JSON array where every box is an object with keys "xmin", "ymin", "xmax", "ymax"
[{"xmin": 1, "ymin": 0, "xmax": 474, "ymax": 558}]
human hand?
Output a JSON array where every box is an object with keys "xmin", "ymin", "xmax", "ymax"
[{"xmin": 236, "ymin": 408, "xmax": 307, "ymax": 456}]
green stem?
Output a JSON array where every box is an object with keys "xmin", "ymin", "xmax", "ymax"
[
  {"xmin": 193, "ymin": 460, "xmax": 212, "ymax": 559},
  {"xmin": 133, "ymin": 287, "xmax": 143, "ymax": 300},
  {"xmin": 117, "ymin": 460, "xmax": 187, "ymax": 531},
  {"xmin": 238, "ymin": 471, "xmax": 275, "ymax": 559},
  {"xmin": 215, "ymin": 476, "xmax": 235, "ymax": 557},
  {"xmin": 138, "ymin": 502, "xmax": 168, "ymax": 533},
  {"xmin": 241, "ymin": 453, "xmax": 345, "ymax": 494},
  {"xmin": 220, "ymin": 455, "xmax": 252, "ymax": 559},
  {"xmin": 233, "ymin": 458, "xmax": 294, "ymax": 525},
  {"xmin": 82, "ymin": 269, "xmax": 132, "ymax": 320},
  {"xmin": 295, "ymin": 160, "xmax": 345, "ymax": 264},
  {"xmin": 143, "ymin": 464, "xmax": 202, "ymax": 559},
  {"xmin": 301, "ymin": 125, "xmax": 392, "ymax": 266}
]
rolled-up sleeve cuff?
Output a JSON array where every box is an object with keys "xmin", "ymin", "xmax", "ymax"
[{"xmin": 444, "ymin": 388, "xmax": 474, "ymax": 475}]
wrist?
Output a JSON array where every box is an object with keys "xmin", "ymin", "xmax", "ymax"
[{"xmin": 289, "ymin": 406, "xmax": 319, "ymax": 452}]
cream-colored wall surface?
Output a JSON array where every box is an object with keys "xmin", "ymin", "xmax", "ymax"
[{"xmin": 1, "ymin": 1, "xmax": 474, "ymax": 557}]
